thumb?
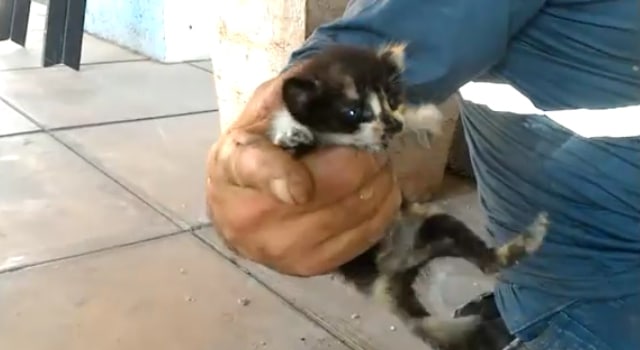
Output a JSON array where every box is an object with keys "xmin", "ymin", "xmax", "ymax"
[{"xmin": 216, "ymin": 130, "xmax": 313, "ymax": 204}]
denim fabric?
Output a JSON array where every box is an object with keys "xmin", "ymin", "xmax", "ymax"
[
  {"xmin": 507, "ymin": 289, "xmax": 640, "ymax": 350},
  {"xmin": 460, "ymin": 102, "xmax": 640, "ymax": 300},
  {"xmin": 460, "ymin": 101, "xmax": 640, "ymax": 348},
  {"xmin": 285, "ymin": 0, "xmax": 547, "ymax": 104},
  {"xmin": 287, "ymin": 0, "xmax": 640, "ymax": 108}
]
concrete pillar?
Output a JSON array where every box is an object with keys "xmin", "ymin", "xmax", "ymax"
[
  {"xmin": 211, "ymin": 0, "xmax": 460, "ymax": 200},
  {"xmin": 390, "ymin": 95, "xmax": 461, "ymax": 202},
  {"xmin": 211, "ymin": 0, "xmax": 348, "ymax": 131}
]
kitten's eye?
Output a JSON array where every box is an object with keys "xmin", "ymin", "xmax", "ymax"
[
  {"xmin": 342, "ymin": 105, "xmax": 374, "ymax": 122},
  {"xmin": 343, "ymin": 107, "xmax": 363, "ymax": 120}
]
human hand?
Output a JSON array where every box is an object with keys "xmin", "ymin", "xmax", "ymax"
[{"xmin": 205, "ymin": 68, "xmax": 402, "ymax": 277}]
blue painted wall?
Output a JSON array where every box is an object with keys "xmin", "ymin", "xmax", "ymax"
[{"xmin": 84, "ymin": 0, "xmax": 167, "ymax": 61}]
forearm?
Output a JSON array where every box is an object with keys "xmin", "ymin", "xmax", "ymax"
[{"xmin": 285, "ymin": 0, "xmax": 545, "ymax": 104}]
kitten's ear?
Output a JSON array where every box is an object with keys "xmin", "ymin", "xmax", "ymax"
[
  {"xmin": 378, "ymin": 42, "xmax": 407, "ymax": 72},
  {"xmin": 378, "ymin": 43, "xmax": 407, "ymax": 109},
  {"xmin": 282, "ymin": 77, "xmax": 320, "ymax": 115}
]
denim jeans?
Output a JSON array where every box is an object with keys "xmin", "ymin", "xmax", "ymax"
[
  {"xmin": 459, "ymin": 101, "xmax": 640, "ymax": 350},
  {"xmin": 496, "ymin": 284, "xmax": 640, "ymax": 350}
]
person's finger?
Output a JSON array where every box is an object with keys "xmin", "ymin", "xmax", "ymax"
[
  {"xmin": 266, "ymin": 166, "xmax": 398, "ymax": 273},
  {"xmin": 207, "ymin": 160, "xmax": 401, "ymax": 276},
  {"xmin": 209, "ymin": 186, "xmax": 279, "ymax": 237},
  {"xmin": 301, "ymin": 146, "xmax": 389, "ymax": 206},
  {"xmin": 284, "ymin": 181, "xmax": 402, "ymax": 276},
  {"xmin": 206, "ymin": 142, "xmax": 275, "ymax": 240},
  {"xmin": 206, "ymin": 167, "xmax": 394, "ymax": 274},
  {"xmin": 267, "ymin": 164, "xmax": 396, "ymax": 260},
  {"xmin": 217, "ymin": 130, "xmax": 313, "ymax": 204},
  {"xmin": 310, "ymin": 164, "xmax": 396, "ymax": 236}
]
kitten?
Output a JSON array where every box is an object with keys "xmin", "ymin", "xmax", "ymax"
[{"xmin": 267, "ymin": 43, "xmax": 548, "ymax": 350}]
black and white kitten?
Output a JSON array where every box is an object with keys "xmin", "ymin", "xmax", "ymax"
[{"xmin": 267, "ymin": 43, "xmax": 548, "ymax": 350}]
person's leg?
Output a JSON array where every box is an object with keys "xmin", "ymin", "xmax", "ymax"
[
  {"xmin": 457, "ymin": 100, "xmax": 640, "ymax": 349},
  {"xmin": 514, "ymin": 293, "xmax": 640, "ymax": 350}
]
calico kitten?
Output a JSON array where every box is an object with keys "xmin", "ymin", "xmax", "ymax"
[{"xmin": 267, "ymin": 43, "xmax": 548, "ymax": 350}]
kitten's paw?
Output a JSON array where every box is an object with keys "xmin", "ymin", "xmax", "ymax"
[
  {"xmin": 273, "ymin": 126, "xmax": 314, "ymax": 148},
  {"xmin": 269, "ymin": 110, "xmax": 315, "ymax": 149},
  {"xmin": 523, "ymin": 211, "xmax": 549, "ymax": 254}
]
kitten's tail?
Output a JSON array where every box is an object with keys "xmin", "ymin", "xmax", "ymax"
[
  {"xmin": 405, "ymin": 204, "xmax": 550, "ymax": 275},
  {"xmin": 489, "ymin": 211, "xmax": 549, "ymax": 271},
  {"xmin": 370, "ymin": 267, "xmax": 482, "ymax": 350}
]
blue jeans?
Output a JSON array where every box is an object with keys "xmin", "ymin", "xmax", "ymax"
[
  {"xmin": 498, "ymin": 284, "xmax": 640, "ymax": 350},
  {"xmin": 459, "ymin": 101, "xmax": 640, "ymax": 350}
]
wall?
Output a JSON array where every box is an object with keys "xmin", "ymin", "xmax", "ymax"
[
  {"xmin": 84, "ymin": 0, "xmax": 212, "ymax": 62},
  {"xmin": 163, "ymin": 0, "xmax": 212, "ymax": 62}
]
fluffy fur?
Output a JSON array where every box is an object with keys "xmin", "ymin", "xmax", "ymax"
[{"xmin": 267, "ymin": 43, "xmax": 548, "ymax": 350}]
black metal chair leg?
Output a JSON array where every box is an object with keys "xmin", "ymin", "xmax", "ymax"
[
  {"xmin": 0, "ymin": 0, "xmax": 17, "ymax": 41},
  {"xmin": 62, "ymin": 0, "xmax": 87, "ymax": 70},
  {"xmin": 10, "ymin": 0, "xmax": 32, "ymax": 46},
  {"xmin": 43, "ymin": 0, "xmax": 67, "ymax": 68},
  {"xmin": 43, "ymin": 0, "xmax": 87, "ymax": 71},
  {"xmin": 0, "ymin": 0, "xmax": 31, "ymax": 46}
]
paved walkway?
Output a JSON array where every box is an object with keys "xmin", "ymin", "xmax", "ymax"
[{"xmin": 0, "ymin": 4, "xmax": 493, "ymax": 350}]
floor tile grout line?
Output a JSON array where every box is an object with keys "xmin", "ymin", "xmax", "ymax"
[
  {"xmin": 0, "ymin": 93, "xmax": 221, "ymax": 235},
  {"xmin": 46, "ymin": 109, "xmax": 219, "ymax": 133},
  {"xmin": 0, "ymin": 229, "xmax": 192, "ymax": 275},
  {"xmin": 188, "ymin": 62, "xmax": 213, "ymax": 74},
  {"xmin": 190, "ymin": 232, "xmax": 364, "ymax": 350},
  {"xmin": 0, "ymin": 95, "xmax": 190, "ymax": 229},
  {"xmin": 0, "ymin": 95, "xmax": 218, "ymax": 134},
  {"xmin": 0, "ymin": 129, "xmax": 44, "ymax": 138},
  {"xmin": 0, "ymin": 96, "xmax": 44, "ymax": 130},
  {"xmin": 0, "ymin": 58, "xmax": 151, "ymax": 73},
  {"xmin": 191, "ymin": 222, "xmax": 213, "ymax": 230},
  {"xmin": 0, "ymin": 109, "xmax": 219, "ymax": 139},
  {"xmin": 49, "ymin": 130, "xmax": 191, "ymax": 229}
]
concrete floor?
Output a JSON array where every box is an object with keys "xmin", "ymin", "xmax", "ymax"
[{"xmin": 0, "ymin": 4, "xmax": 495, "ymax": 350}]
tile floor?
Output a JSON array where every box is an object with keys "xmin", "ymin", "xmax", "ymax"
[{"xmin": 0, "ymin": 4, "xmax": 494, "ymax": 350}]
